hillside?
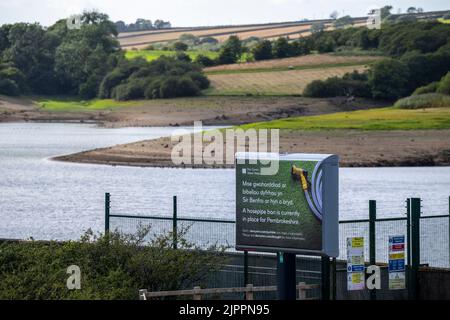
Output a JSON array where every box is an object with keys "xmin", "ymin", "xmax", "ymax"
[
  {"xmin": 117, "ymin": 10, "xmax": 450, "ymax": 49},
  {"xmin": 118, "ymin": 18, "xmax": 367, "ymax": 49}
]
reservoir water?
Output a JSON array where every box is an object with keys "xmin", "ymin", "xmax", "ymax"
[{"xmin": 1, "ymin": 123, "xmax": 449, "ymax": 266}]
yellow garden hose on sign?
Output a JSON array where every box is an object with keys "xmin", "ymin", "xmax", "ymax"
[{"xmin": 291, "ymin": 163, "xmax": 323, "ymax": 221}]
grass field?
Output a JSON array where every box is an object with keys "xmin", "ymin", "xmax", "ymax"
[
  {"xmin": 239, "ymin": 106, "xmax": 450, "ymax": 130},
  {"xmin": 438, "ymin": 18, "xmax": 450, "ymax": 24},
  {"xmin": 37, "ymin": 97, "xmax": 143, "ymax": 111},
  {"xmin": 205, "ymin": 65, "xmax": 368, "ymax": 96},
  {"xmin": 125, "ymin": 49, "xmax": 219, "ymax": 62}
]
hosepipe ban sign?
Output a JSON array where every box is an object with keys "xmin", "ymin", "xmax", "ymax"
[{"xmin": 235, "ymin": 153, "xmax": 339, "ymax": 257}]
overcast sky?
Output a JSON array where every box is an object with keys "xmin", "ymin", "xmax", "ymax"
[{"xmin": 0, "ymin": 0, "xmax": 449, "ymax": 27}]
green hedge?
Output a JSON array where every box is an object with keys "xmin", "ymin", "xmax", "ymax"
[{"xmin": 0, "ymin": 229, "xmax": 225, "ymax": 300}]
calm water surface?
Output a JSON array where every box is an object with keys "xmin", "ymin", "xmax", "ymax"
[{"xmin": 1, "ymin": 123, "xmax": 449, "ymax": 244}]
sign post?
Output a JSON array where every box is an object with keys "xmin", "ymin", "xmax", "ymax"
[
  {"xmin": 347, "ymin": 237, "xmax": 365, "ymax": 291},
  {"xmin": 389, "ymin": 235, "xmax": 406, "ymax": 290},
  {"xmin": 235, "ymin": 153, "xmax": 339, "ymax": 300}
]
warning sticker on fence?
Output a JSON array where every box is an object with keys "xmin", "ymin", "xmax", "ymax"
[
  {"xmin": 347, "ymin": 237, "xmax": 365, "ymax": 291},
  {"xmin": 388, "ymin": 235, "xmax": 406, "ymax": 290}
]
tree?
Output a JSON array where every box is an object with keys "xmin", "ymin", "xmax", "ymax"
[
  {"xmin": 368, "ymin": 59, "xmax": 410, "ymax": 99},
  {"xmin": 252, "ymin": 40, "xmax": 273, "ymax": 60},
  {"xmin": 311, "ymin": 22, "xmax": 325, "ymax": 34},
  {"xmin": 333, "ymin": 15, "xmax": 354, "ymax": 29},
  {"xmin": 272, "ymin": 37, "xmax": 292, "ymax": 58},
  {"xmin": 194, "ymin": 54, "xmax": 215, "ymax": 67},
  {"xmin": 330, "ymin": 11, "xmax": 339, "ymax": 20},
  {"xmin": 315, "ymin": 36, "xmax": 336, "ymax": 53},
  {"xmin": 407, "ymin": 7, "xmax": 417, "ymax": 14},
  {"xmin": 380, "ymin": 5, "xmax": 393, "ymax": 20},
  {"xmin": 173, "ymin": 41, "xmax": 188, "ymax": 51},
  {"xmin": 218, "ymin": 36, "xmax": 242, "ymax": 64}
]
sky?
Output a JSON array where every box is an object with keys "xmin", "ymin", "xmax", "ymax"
[{"xmin": 0, "ymin": 0, "xmax": 449, "ymax": 27}]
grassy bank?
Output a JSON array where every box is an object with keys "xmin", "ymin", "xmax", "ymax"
[
  {"xmin": 36, "ymin": 97, "xmax": 144, "ymax": 111},
  {"xmin": 125, "ymin": 49, "xmax": 219, "ymax": 62},
  {"xmin": 239, "ymin": 106, "xmax": 450, "ymax": 130}
]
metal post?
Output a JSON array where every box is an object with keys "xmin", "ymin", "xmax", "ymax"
[
  {"xmin": 276, "ymin": 252, "xmax": 296, "ymax": 300},
  {"xmin": 173, "ymin": 195, "xmax": 177, "ymax": 250},
  {"xmin": 105, "ymin": 192, "xmax": 110, "ymax": 233},
  {"xmin": 243, "ymin": 251, "xmax": 249, "ymax": 300},
  {"xmin": 321, "ymin": 256, "xmax": 330, "ymax": 300},
  {"xmin": 369, "ymin": 200, "xmax": 376, "ymax": 300},
  {"xmin": 406, "ymin": 198, "xmax": 412, "ymax": 299},
  {"xmin": 331, "ymin": 257, "xmax": 337, "ymax": 300},
  {"xmin": 243, "ymin": 251, "xmax": 249, "ymax": 285},
  {"xmin": 410, "ymin": 197, "xmax": 421, "ymax": 300}
]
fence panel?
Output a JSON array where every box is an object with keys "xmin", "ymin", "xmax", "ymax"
[{"xmin": 106, "ymin": 193, "xmax": 450, "ymax": 299}]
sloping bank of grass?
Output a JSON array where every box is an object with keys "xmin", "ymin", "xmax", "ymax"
[
  {"xmin": 125, "ymin": 49, "xmax": 219, "ymax": 62},
  {"xmin": 36, "ymin": 97, "xmax": 144, "ymax": 112},
  {"xmin": 239, "ymin": 106, "xmax": 450, "ymax": 131}
]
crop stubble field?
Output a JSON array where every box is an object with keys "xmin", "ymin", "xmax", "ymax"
[{"xmin": 206, "ymin": 65, "xmax": 370, "ymax": 95}]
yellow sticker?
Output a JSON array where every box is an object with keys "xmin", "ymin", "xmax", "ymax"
[
  {"xmin": 389, "ymin": 253, "xmax": 405, "ymax": 260},
  {"xmin": 352, "ymin": 237, "xmax": 364, "ymax": 248}
]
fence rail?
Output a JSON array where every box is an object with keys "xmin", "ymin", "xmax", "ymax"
[{"xmin": 139, "ymin": 283, "xmax": 319, "ymax": 300}]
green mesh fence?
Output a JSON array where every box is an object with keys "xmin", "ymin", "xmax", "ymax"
[{"xmin": 107, "ymin": 194, "xmax": 450, "ymax": 299}]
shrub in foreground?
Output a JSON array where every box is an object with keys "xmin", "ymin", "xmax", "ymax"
[{"xmin": 0, "ymin": 228, "xmax": 225, "ymax": 300}]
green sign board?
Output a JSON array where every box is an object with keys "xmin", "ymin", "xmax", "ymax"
[{"xmin": 235, "ymin": 153, "xmax": 339, "ymax": 256}]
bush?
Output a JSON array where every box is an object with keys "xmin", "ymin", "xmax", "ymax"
[
  {"xmin": 172, "ymin": 41, "xmax": 188, "ymax": 51},
  {"xmin": 394, "ymin": 93, "xmax": 450, "ymax": 109},
  {"xmin": 0, "ymin": 78, "xmax": 20, "ymax": 96},
  {"xmin": 437, "ymin": 72, "xmax": 450, "ymax": 95},
  {"xmin": 159, "ymin": 77, "xmax": 200, "ymax": 98},
  {"xmin": 303, "ymin": 77, "xmax": 371, "ymax": 98},
  {"xmin": 144, "ymin": 78, "xmax": 164, "ymax": 99},
  {"xmin": 194, "ymin": 54, "xmax": 216, "ymax": 67},
  {"xmin": 187, "ymin": 71, "xmax": 210, "ymax": 90},
  {"xmin": 175, "ymin": 52, "xmax": 192, "ymax": 63},
  {"xmin": 0, "ymin": 229, "xmax": 225, "ymax": 299},
  {"xmin": 272, "ymin": 38, "xmax": 292, "ymax": 58},
  {"xmin": 413, "ymin": 82, "xmax": 439, "ymax": 95},
  {"xmin": 315, "ymin": 36, "xmax": 337, "ymax": 53},
  {"xmin": 368, "ymin": 59, "xmax": 410, "ymax": 99},
  {"xmin": 252, "ymin": 40, "xmax": 273, "ymax": 61},
  {"xmin": 113, "ymin": 79, "xmax": 146, "ymax": 100}
]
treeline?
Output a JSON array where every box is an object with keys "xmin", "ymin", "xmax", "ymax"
[
  {"xmin": 115, "ymin": 19, "xmax": 172, "ymax": 33},
  {"xmin": 0, "ymin": 12, "xmax": 208, "ymax": 100},
  {"xmin": 303, "ymin": 20, "xmax": 450, "ymax": 100}
]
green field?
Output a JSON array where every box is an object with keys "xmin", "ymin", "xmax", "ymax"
[
  {"xmin": 125, "ymin": 49, "xmax": 219, "ymax": 62},
  {"xmin": 239, "ymin": 106, "xmax": 450, "ymax": 130},
  {"xmin": 37, "ymin": 97, "xmax": 143, "ymax": 111},
  {"xmin": 438, "ymin": 18, "xmax": 450, "ymax": 24}
]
